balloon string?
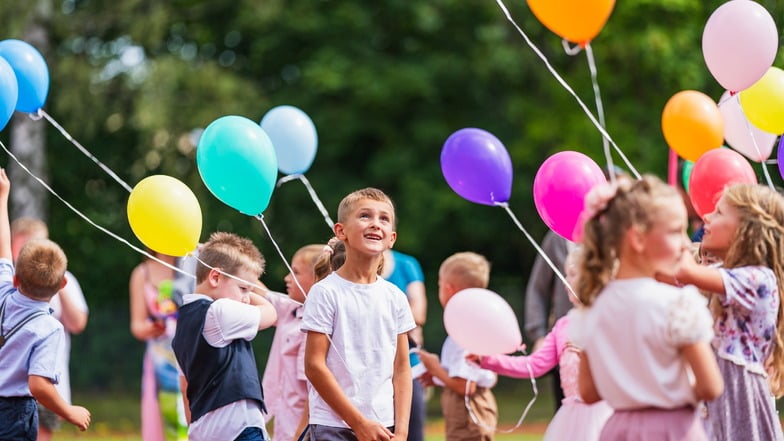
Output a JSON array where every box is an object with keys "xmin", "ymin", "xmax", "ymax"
[
  {"xmin": 277, "ymin": 174, "xmax": 335, "ymax": 230},
  {"xmin": 464, "ymin": 356, "xmax": 538, "ymax": 433},
  {"xmin": 494, "ymin": 0, "xmax": 641, "ymax": 180},
  {"xmin": 34, "ymin": 109, "xmax": 134, "ymax": 193},
  {"xmin": 731, "ymin": 95, "xmax": 775, "ymax": 189},
  {"xmin": 561, "ymin": 40, "xmax": 582, "ymax": 56},
  {"xmin": 0, "ymin": 139, "xmax": 194, "ymax": 279},
  {"xmin": 584, "ymin": 44, "xmax": 616, "ymax": 185},
  {"xmin": 494, "ymin": 202, "xmax": 580, "ymax": 306}
]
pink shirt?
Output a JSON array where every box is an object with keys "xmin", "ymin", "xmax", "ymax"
[
  {"xmin": 481, "ymin": 315, "xmax": 569, "ymax": 379},
  {"xmin": 261, "ymin": 292, "xmax": 307, "ymax": 441}
]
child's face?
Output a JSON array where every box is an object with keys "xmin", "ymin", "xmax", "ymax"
[
  {"xmin": 336, "ymin": 198, "xmax": 396, "ymax": 256},
  {"xmin": 214, "ymin": 267, "xmax": 260, "ymax": 303},
  {"xmin": 701, "ymin": 195, "xmax": 740, "ymax": 260},
  {"xmin": 285, "ymin": 254, "xmax": 315, "ymax": 303},
  {"xmin": 637, "ymin": 197, "xmax": 689, "ymax": 276}
]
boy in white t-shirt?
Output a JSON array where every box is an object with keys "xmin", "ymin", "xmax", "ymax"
[
  {"xmin": 301, "ymin": 188, "xmax": 416, "ymax": 441},
  {"xmin": 418, "ymin": 252, "xmax": 498, "ymax": 441}
]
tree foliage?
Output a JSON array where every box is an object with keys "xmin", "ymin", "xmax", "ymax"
[{"xmin": 1, "ymin": 0, "xmax": 782, "ymax": 391}]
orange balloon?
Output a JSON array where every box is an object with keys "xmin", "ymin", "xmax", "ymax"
[
  {"xmin": 661, "ymin": 90, "xmax": 724, "ymax": 162},
  {"xmin": 527, "ymin": 0, "xmax": 616, "ymax": 45}
]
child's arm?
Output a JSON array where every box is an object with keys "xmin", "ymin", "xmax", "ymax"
[
  {"xmin": 29, "ymin": 375, "xmax": 90, "ymax": 431},
  {"xmin": 247, "ymin": 291, "xmax": 278, "ymax": 330},
  {"xmin": 418, "ymin": 348, "xmax": 478, "ymax": 396},
  {"xmin": 180, "ymin": 374, "xmax": 192, "ymax": 425},
  {"xmin": 391, "ymin": 333, "xmax": 412, "ymax": 441},
  {"xmin": 577, "ymin": 352, "xmax": 602, "ymax": 404},
  {"xmin": 676, "ymin": 252, "xmax": 725, "ymax": 294},
  {"xmin": 293, "ymin": 404, "xmax": 309, "ymax": 441},
  {"xmin": 681, "ymin": 341, "xmax": 724, "ymax": 401},
  {"xmin": 304, "ymin": 331, "xmax": 393, "ymax": 441},
  {"xmin": 479, "ymin": 323, "xmax": 561, "ymax": 379},
  {"xmin": 0, "ymin": 169, "xmax": 10, "ymax": 261}
]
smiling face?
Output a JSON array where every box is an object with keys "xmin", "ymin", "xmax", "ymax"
[
  {"xmin": 701, "ymin": 194, "xmax": 741, "ymax": 260},
  {"xmin": 335, "ymin": 198, "xmax": 397, "ymax": 257}
]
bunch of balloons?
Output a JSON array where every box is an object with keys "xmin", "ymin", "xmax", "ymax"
[{"xmin": 0, "ymin": 39, "xmax": 50, "ymax": 130}]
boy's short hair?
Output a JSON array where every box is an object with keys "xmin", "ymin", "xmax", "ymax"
[
  {"xmin": 337, "ymin": 188, "xmax": 396, "ymax": 224},
  {"xmin": 10, "ymin": 217, "xmax": 48, "ymax": 239},
  {"xmin": 195, "ymin": 232, "xmax": 265, "ymax": 284},
  {"xmin": 15, "ymin": 239, "xmax": 67, "ymax": 300},
  {"xmin": 439, "ymin": 252, "xmax": 490, "ymax": 290}
]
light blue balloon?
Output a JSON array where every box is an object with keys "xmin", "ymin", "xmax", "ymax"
[
  {"xmin": 197, "ymin": 115, "xmax": 279, "ymax": 215},
  {"xmin": 260, "ymin": 105, "xmax": 318, "ymax": 175},
  {"xmin": 0, "ymin": 40, "xmax": 49, "ymax": 113},
  {"xmin": 0, "ymin": 57, "xmax": 18, "ymax": 131}
]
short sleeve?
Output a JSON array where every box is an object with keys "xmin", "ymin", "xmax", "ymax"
[
  {"xmin": 718, "ymin": 266, "xmax": 775, "ymax": 311},
  {"xmin": 666, "ymin": 287, "xmax": 713, "ymax": 346},
  {"xmin": 204, "ymin": 299, "xmax": 261, "ymax": 346},
  {"xmin": 300, "ymin": 285, "xmax": 335, "ymax": 335}
]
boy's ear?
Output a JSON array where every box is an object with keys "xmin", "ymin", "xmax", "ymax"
[
  {"xmin": 388, "ymin": 231, "xmax": 397, "ymax": 249},
  {"xmin": 208, "ymin": 268, "xmax": 222, "ymax": 287},
  {"xmin": 60, "ymin": 277, "xmax": 68, "ymax": 290},
  {"xmin": 12, "ymin": 275, "xmax": 18, "ymax": 288},
  {"xmin": 334, "ymin": 222, "xmax": 346, "ymax": 240}
]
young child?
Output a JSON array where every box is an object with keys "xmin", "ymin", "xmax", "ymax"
[
  {"xmin": 673, "ymin": 183, "xmax": 784, "ymax": 440},
  {"xmin": 418, "ymin": 252, "xmax": 498, "ymax": 441},
  {"xmin": 262, "ymin": 244, "xmax": 322, "ymax": 441},
  {"xmin": 171, "ymin": 232, "xmax": 278, "ymax": 441},
  {"xmin": 570, "ymin": 175, "xmax": 723, "ymax": 440},
  {"xmin": 471, "ymin": 247, "xmax": 613, "ymax": 441},
  {"xmin": 0, "ymin": 169, "xmax": 91, "ymax": 439},
  {"xmin": 11, "ymin": 217, "xmax": 90, "ymax": 441},
  {"xmin": 301, "ymin": 187, "xmax": 416, "ymax": 441}
]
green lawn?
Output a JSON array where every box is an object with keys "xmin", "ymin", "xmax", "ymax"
[{"xmin": 56, "ymin": 377, "xmax": 556, "ymax": 440}]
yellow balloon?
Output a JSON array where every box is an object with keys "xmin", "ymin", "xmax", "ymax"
[
  {"xmin": 527, "ymin": 0, "xmax": 616, "ymax": 46},
  {"xmin": 128, "ymin": 175, "xmax": 202, "ymax": 257},
  {"xmin": 740, "ymin": 67, "xmax": 784, "ymax": 135},
  {"xmin": 661, "ymin": 90, "xmax": 724, "ymax": 162}
]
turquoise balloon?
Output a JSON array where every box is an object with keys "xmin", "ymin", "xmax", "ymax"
[
  {"xmin": 0, "ymin": 39, "xmax": 49, "ymax": 113},
  {"xmin": 197, "ymin": 115, "xmax": 278, "ymax": 215},
  {"xmin": 0, "ymin": 57, "xmax": 18, "ymax": 131},
  {"xmin": 260, "ymin": 105, "xmax": 318, "ymax": 175}
]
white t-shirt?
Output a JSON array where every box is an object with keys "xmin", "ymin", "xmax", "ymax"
[
  {"xmin": 180, "ymin": 294, "xmax": 269, "ymax": 441},
  {"xmin": 49, "ymin": 271, "xmax": 88, "ymax": 403},
  {"xmin": 570, "ymin": 278, "xmax": 713, "ymax": 410},
  {"xmin": 301, "ymin": 272, "xmax": 416, "ymax": 428},
  {"xmin": 440, "ymin": 336, "xmax": 497, "ymax": 388}
]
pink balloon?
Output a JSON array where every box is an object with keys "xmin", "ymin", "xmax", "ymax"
[
  {"xmin": 443, "ymin": 288, "xmax": 522, "ymax": 356},
  {"xmin": 702, "ymin": 0, "xmax": 778, "ymax": 92},
  {"xmin": 533, "ymin": 151, "xmax": 607, "ymax": 241},
  {"xmin": 719, "ymin": 91, "xmax": 776, "ymax": 162}
]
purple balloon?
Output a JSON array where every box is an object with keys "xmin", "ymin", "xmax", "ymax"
[
  {"xmin": 777, "ymin": 136, "xmax": 784, "ymax": 181},
  {"xmin": 441, "ymin": 128, "xmax": 513, "ymax": 205},
  {"xmin": 533, "ymin": 151, "xmax": 606, "ymax": 241}
]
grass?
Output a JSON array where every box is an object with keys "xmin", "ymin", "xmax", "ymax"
[{"xmin": 55, "ymin": 377, "xmax": 556, "ymax": 440}]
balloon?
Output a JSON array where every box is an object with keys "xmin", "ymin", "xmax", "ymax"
[
  {"xmin": 682, "ymin": 160, "xmax": 693, "ymax": 193},
  {"xmin": 533, "ymin": 151, "xmax": 606, "ymax": 241},
  {"xmin": 0, "ymin": 57, "xmax": 18, "ymax": 131},
  {"xmin": 440, "ymin": 128, "xmax": 512, "ymax": 206},
  {"xmin": 688, "ymin": 148, "xmax": 756, "ymax": 219},
  {"xmin": 526, "ymin": 0, "xmax": 615, "ymax": 46},
  {"xmin": 739, "ymin": 67, "xmax": 784, "ymax": 135},
  {"xmin": 260, "ymin": 105, "xmax": 318, "ymax": 175},
  {"xmin": 661, "ymin": 90, "xmax": 724, "ymax": 162},
  {"xmin": 443, "ymin": 288, "xmax": 522, "ymax": 356},
  {"xmin": 197, "ymin": 115, "xmax": 278, "ymax": 215},
  {"xmin": 719, "ymin": 91, "xmax": 776, "ymax": 162},
  {"xmin": 127, "ymin": 175, "xmax": 202, "ymax": 257},
  {"xmin": 777, "ymin": 136, "xmax": 784, "ymax": 181},
  {"xmin": 702, "ymin": 0, "xmax": 778, "ymax": 92},
  {"xmin": 0, "ymin": 39, "xmax": 49, "ymax": 113}
]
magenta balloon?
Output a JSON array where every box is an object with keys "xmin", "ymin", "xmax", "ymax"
[
  {"xmin": 533, "ymin": 151, "xmax": 606, "ymax": 241},
  {"xmin": 441, "ymin": 128, "xmax": 512, "ymax": 206},
  {"xmin": 702, "ymin": 0, "xmax": 778, "ymax": 92}
]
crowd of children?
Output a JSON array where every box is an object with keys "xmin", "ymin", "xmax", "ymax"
[{"xmin": 4, "ymin": 170, "xmax": 784, "ymax": 441}]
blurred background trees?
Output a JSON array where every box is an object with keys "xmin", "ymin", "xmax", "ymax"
[{"xmin": 0, "ymin": 0, "xmax": 781, "ymax": 392}]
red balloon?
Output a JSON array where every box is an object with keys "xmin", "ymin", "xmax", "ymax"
[{"xmin": 688, "ymin": 148, "xmax": 757, "ymax": 219}]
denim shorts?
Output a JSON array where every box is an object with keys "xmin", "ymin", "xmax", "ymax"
[
  {"xmin": 0, "ymin": 396, "xmax": 38, "ymax": 440},
  {"xmin": 234, "ymin": 426, "xmax": 269, "ymax": 441},
  {"xmin": 306, "ymin": 424, "xmax": 395, "ymax": 441}
]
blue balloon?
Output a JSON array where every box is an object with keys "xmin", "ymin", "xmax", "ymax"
[
  {"xmin": 0, "ymin": 40, "xmax": 49, "ymax": 113},
  {"xmin": 0, "ymin": 57, "xmax": 18, "ymax": 131},
  {"xmin": 197, "ymin": 116, "xmax": 279, "ymax": 215},
  {"xmin": 440, "ymin": 128, "xmax": 513, "ymax": 206},
  {"xmin": 260, "ymin": 105, "xmax": 318, "ymax": 175}
]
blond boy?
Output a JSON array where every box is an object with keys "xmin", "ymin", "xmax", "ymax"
[{"xmin": 419, "ymin": 252, "xmax": 498, "ymax": 441}]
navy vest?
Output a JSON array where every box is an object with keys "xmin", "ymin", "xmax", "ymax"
[{"xmin": 172, "ymin": 299, "xmax": 266, "ymax": 423}]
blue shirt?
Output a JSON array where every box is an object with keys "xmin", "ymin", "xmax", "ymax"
[
  {"xmin": 385, "ymin": 251, "xmax": 424, "ymax": 295},
  {"xmin": 0, "ymin": 258, "xmax": 63, "ymax": 397}
]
